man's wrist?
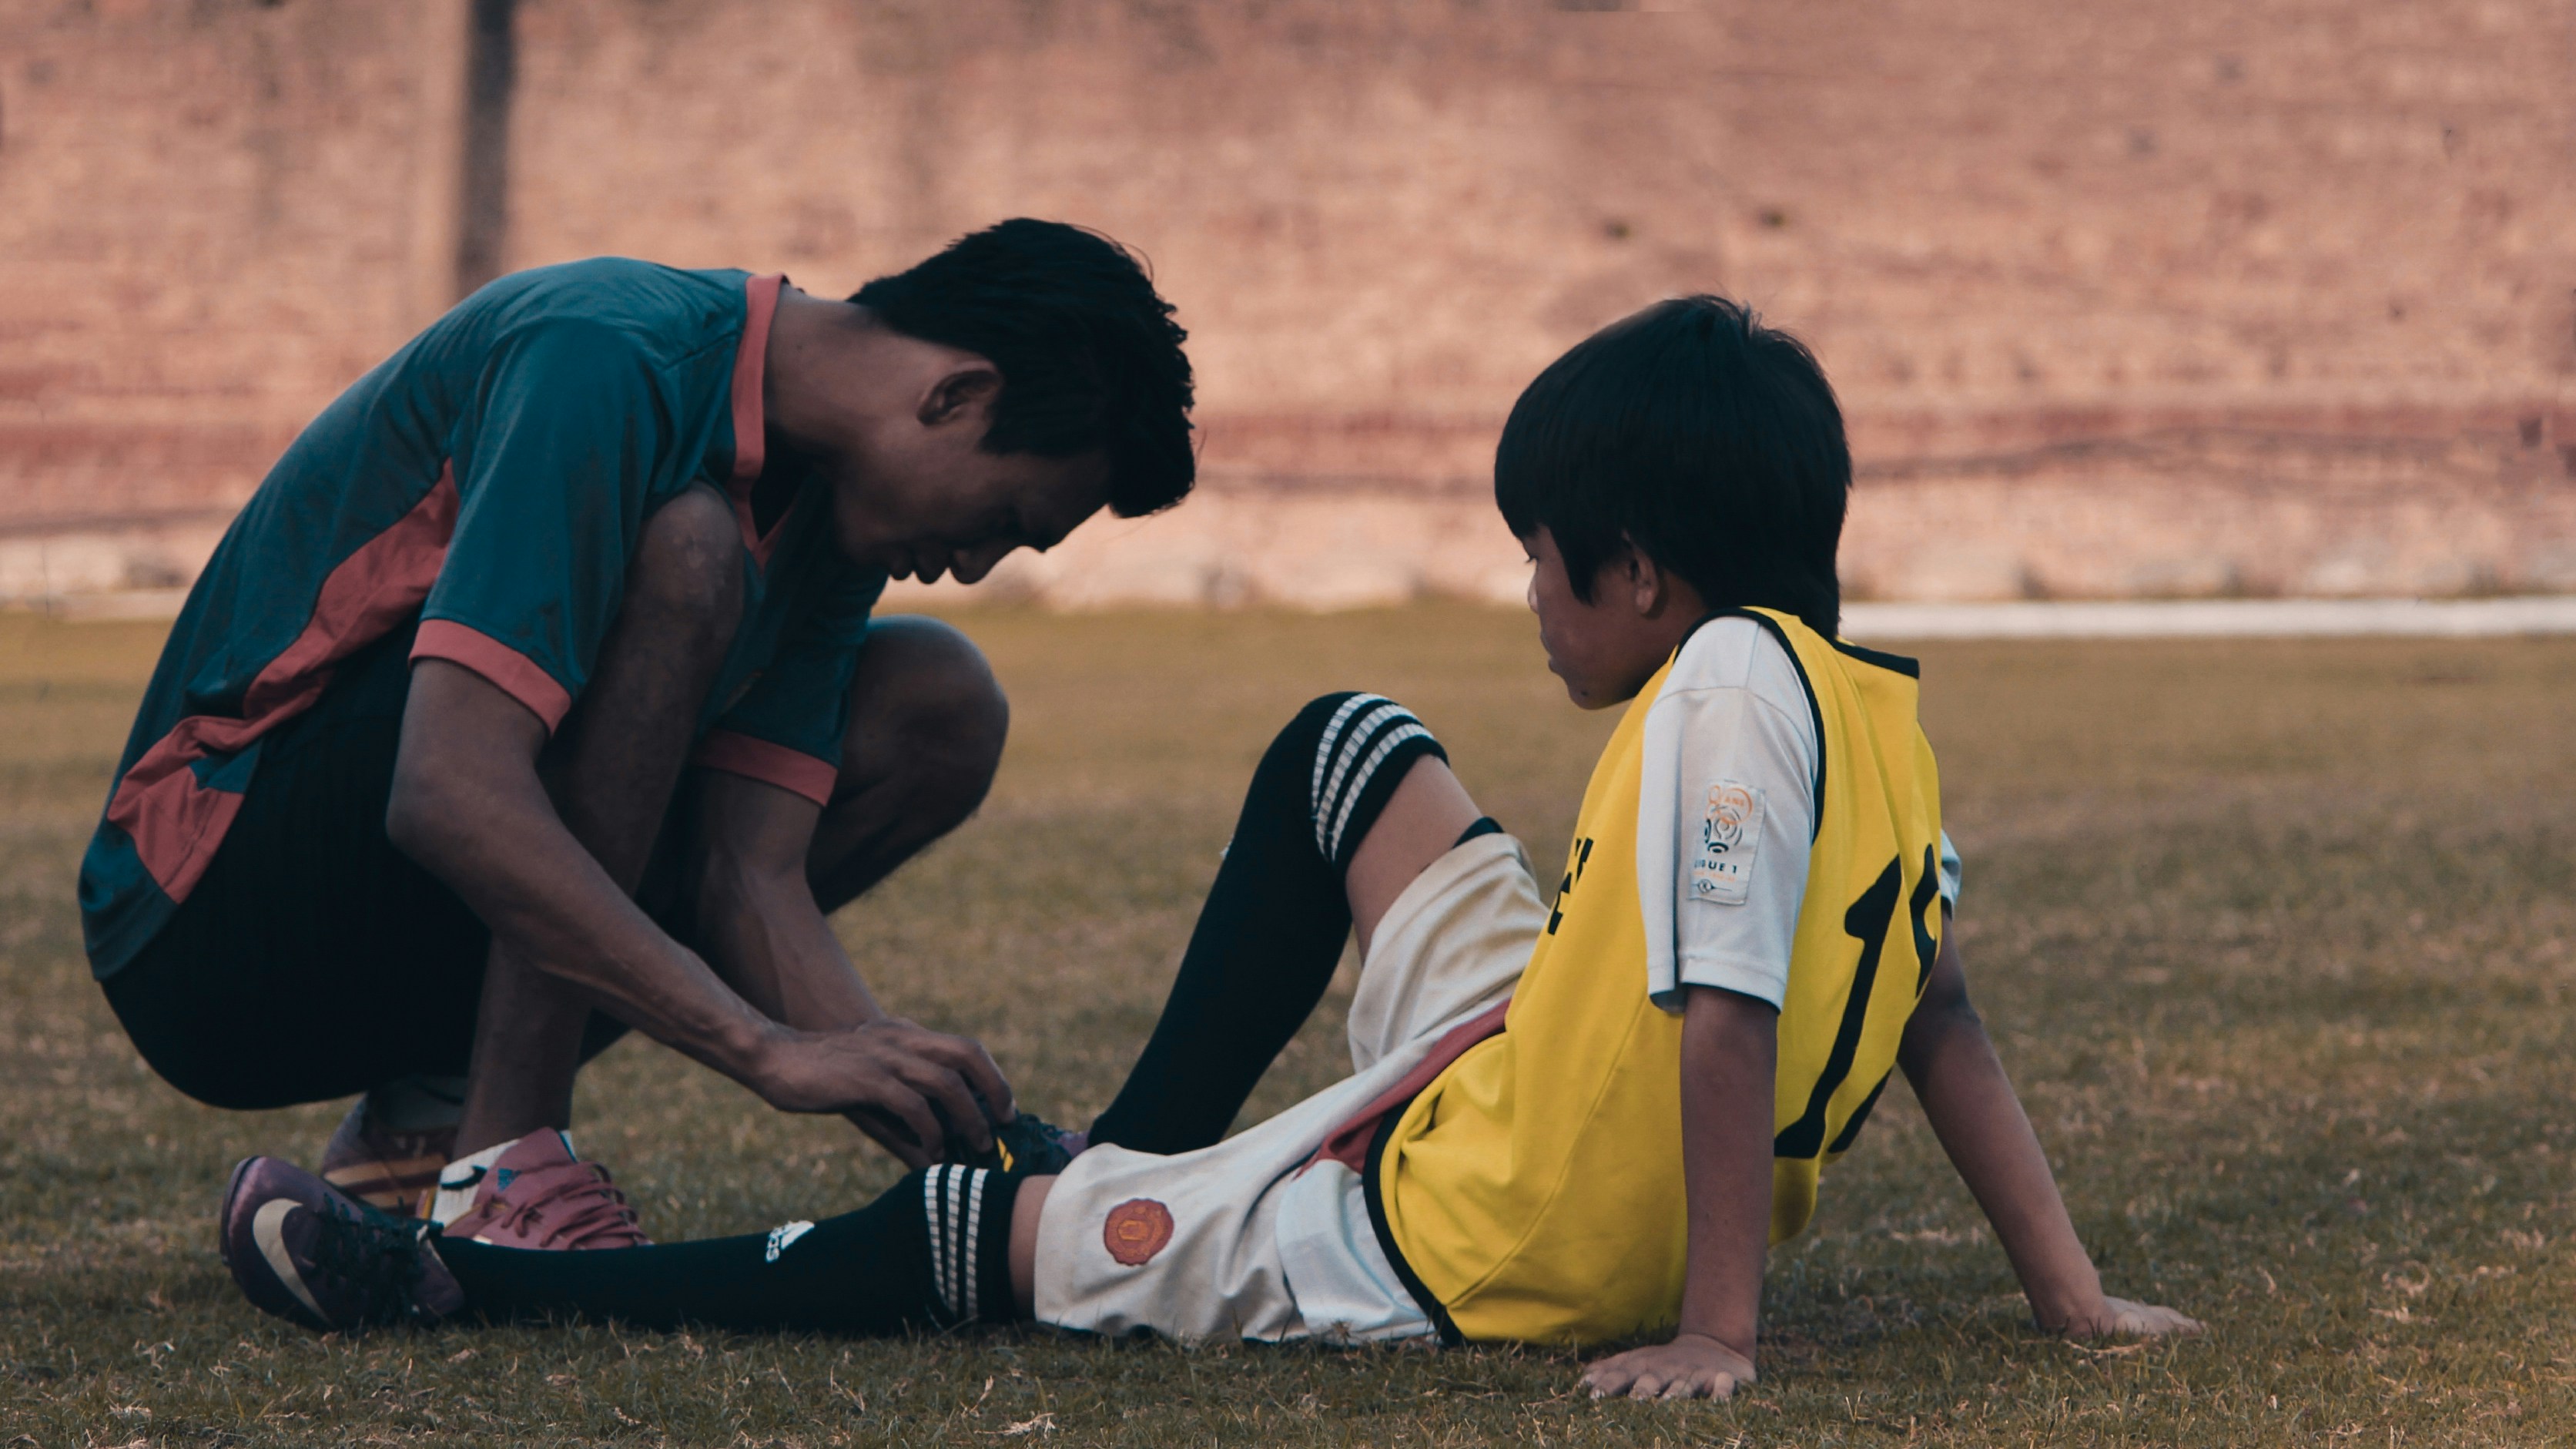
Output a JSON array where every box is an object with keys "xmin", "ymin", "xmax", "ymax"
[{"xmin": 722, "ymin": 1017, "xmax": 799, "ymax": 1092}]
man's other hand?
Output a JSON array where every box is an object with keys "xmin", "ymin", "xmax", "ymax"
[
  {"xmin": 1582, "ymin": 1331, "xmax": 1756, "ymax": 1400},
  {"xmin": 751, "ymin": 1018, "xmax": 1016, "ymax": 1169}
]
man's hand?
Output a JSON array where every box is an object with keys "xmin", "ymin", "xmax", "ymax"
[
  {"xmin": 1583, "ymin": 1332, "xmax": 1756, "ymax": 1400},
  {"xmin": 2058, "ymin": 1295, "xmax": 2203, "ymax": 1339},
  {"xmin": 751, "ymin": 1018, "xmax": 1017, "ymax": 1169}
]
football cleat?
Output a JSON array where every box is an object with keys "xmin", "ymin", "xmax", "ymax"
[
  {"xmin": 219, "ymin": 1156, "xmax": 463, "ymax": 1333},
  {"xmin": 967, "ymin": 1112, "xmax": 1088, "ymax": 1176},
  {"xmin": 317, "ymin": 1097, "xmax": 456, "ymax": 1216},
  {"xmin": 437, "ymin": 1130, "xmax": 651, "ymax": 1250}
]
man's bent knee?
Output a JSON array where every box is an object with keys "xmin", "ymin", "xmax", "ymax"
[
  {"xmin": 837, "ymin": 617, "xmax": 1009, "ymax": 821},
  {"xmin": 625, "ymin": 485, "xmax": 745, "ymax": 646}
]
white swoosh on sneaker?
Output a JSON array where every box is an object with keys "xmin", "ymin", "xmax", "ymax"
[{"xmin": 253, "ymin": 1199, "xmax": 328, "ymax": 1323}]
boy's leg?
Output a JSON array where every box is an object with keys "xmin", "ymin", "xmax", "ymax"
[
  {"xmin": 430, "ymin": 1163, "xmax": 1022, "ymax": 1333},
  {"xmin": 1029, "ymin": 799, "xmax": 1542, "ymax": 1341},
  {"xmin": 1087, "ymin": 693, "xmax": 1480, "ymax": 1156},
  {"xmin": 1345, "ymin": 758, "xmax": 1482, "ymax": 957}
]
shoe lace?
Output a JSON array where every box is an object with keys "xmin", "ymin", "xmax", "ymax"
[
  {"xmin": 483, "ymin": 1162, "xmax": 648, "ymax": 1250},
  {"xmin": 308, "ymin": 1197, "xmax": 431, "ymax": 1327}
]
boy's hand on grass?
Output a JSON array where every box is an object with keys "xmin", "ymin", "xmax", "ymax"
[
  {"xmin": 1582, "ymin": 1332, "xmax": 1756, "ymax": 1401},
  {"xmin": 2058, "ymin": 1296, "xmax": 2203, "ymax": 1339}
]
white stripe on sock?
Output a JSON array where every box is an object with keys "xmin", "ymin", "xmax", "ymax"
[
  {"xmin": 943, "ymin": 1165, "xmax": 968, "ymax": 1317},
  {"xmin": 962, "ymin": 1169, "xmax": 987, "ymax": 1322},
  {"xmin": 1309, "ymin": 693, "xmax": 1386, "ymax": 832},
  {"xmin": 922, "ymin": 1169, "xmax": 948, "ymax": 1314},
  {"xmin": 1321, "ymin": 709, "xmax": 1417, "ymax": 853},
  {"xmin": 1327, "ymin": 720, "xmax": 1432, "ymax": 861},
  {"xmin": 1315, "ymin": 699, "xmax": 1401, "ymax": 855}
]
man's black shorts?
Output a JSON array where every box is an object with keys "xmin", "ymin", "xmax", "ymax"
[{"xmin": 99, "ymin": 619, "xmax": 658, "ymax": 1110}]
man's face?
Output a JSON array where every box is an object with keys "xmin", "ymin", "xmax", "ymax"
[
  {"xmin": 1522, "ymin": 526, "xmax": 1680, "ymax": 710},
  {"xmin": 828, "ymin": 439, "xmax": 1111, "ymax": 586}
]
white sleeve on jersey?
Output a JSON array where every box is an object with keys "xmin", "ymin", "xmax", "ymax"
[{"xmin": 1637, "ymin": 618, "xmax": 1820, "ymax": 1015}]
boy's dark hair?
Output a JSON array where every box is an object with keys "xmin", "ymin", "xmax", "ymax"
[
  {"xmin": 1495, "ymin": 296, "xmax": 1849, "ymax": 636},
  {"xmin": 852, "ymin": 219, "xmax": 1195, "ymax": 518}
]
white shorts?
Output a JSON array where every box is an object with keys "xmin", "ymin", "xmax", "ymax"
[{"xmin": 1033, "ymin": 830, "xmax": 1549, "ymax": 1343}]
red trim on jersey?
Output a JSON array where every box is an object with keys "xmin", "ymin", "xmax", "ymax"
[
  {"xmin": 693, "ymin": 729, "xmax": 839, "ymax": 806},
  {"xmin": 410, "ymin": 619, "xmax": 574, "ymax": 732},
  {"xmin": 106, "ymin": 468, "xmax": 464, "ymax": 902},
  {"xmin": 1301, "ymin": 997, "xmax": 1514, "ymax": 1178},
  {"xmin": 730, "ymin": 273, "xmax": 788, "ymax": 565}
]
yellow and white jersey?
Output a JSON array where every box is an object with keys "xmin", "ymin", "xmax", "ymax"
[{"xmin": 1376, "ymin": 607, "xmax": 1951, "ymax": 1344}]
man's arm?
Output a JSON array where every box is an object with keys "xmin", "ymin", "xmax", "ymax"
[
  {"xmin": 685, "ymin": 770, "xmax": 883, "ymax": 1031},
  {"xmin": 687, "ymin": 766, "xmax": 1024, "ymax": 1160},
  {"xmin": 1897, "ymin": 923, "xmax": 2200, "ymax": 1337},
  {"xmin": 1580, "ymin": 986, "xmax": 1777, "ymax": 1400},
  {"xmin": 389, "ymin": 659, "xmax": 1010, "ymax": 1166}
]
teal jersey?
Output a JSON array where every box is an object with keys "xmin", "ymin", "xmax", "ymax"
[{"xmin": 82, "ymin": 260, "xmax": 882, "ymax": 977}]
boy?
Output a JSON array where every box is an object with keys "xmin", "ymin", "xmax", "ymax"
[
  {"xmin": 219, "ymin": 297, "xmax": 2196, "ymax": 1397},
  {"xmin": 92, "ymin": 220, "xmax": 1193, "ymax": 1245}
]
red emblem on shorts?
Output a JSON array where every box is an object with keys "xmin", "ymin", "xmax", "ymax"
[{"xmin": 1103, "ymin": 1198, "xmax": 1174, "ymax": 1266}]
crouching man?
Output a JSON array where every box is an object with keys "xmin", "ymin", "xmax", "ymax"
[{"xmin": 86, "ymin": 220, "xmax": 1192, "ymax": 1246}]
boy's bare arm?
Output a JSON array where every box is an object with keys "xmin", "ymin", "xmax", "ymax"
[
  {"xmin": 1898, "ymin": 924, "xmax": 2201, "ymax": 1337},
  {"xmin": 1581, "ymin": 986, "xmax": 1776, "ymax": 1400}
]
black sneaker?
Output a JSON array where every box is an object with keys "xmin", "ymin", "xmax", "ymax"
[
  {"xmin": 219, "ymin": 1156, "xmax": 464, "ymax": 1333},
  {"xmin": 968, "ymin": 1112, "xmax": 1087, "ymax": 1176}
]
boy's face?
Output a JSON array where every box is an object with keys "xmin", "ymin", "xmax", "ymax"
[{"xmin": 1522, "ymin": 527, "xmax": 1706, "ymax": 710}]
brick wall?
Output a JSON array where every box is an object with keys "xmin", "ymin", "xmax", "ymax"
[{"xmin": 4, "ymin": 0, "xmax": 2571, "ymax": 604}]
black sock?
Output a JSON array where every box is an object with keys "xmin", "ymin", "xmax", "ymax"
[
  {"xmin": 433, "ymin": 1164, "xmax": 1019, "ymax": 1333},
  {"xmin": 1088, "ymin": 693, "xmax": 1450, "ymax": 1156}
]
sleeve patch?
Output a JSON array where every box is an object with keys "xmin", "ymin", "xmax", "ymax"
[{"xmin": 1690, "ymin": 780, "xmax": 1765, "ymax": 907}]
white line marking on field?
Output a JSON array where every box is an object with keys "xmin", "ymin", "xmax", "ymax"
[{"xmin": 1842, "ymin": 597, "xmax": 2576, "ymax": 640}]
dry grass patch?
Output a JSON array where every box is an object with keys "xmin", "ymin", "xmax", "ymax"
[{"xmin": 2, "ymin": 607, "xmax": 2571, "ymax": 1445}]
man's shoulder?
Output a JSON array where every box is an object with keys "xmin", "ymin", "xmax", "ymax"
[
  {"xmin": 493, "ymin": 256, "xmax": 743, "ymax": 301},
  {"xmin": 473, "ymin": 259, "xmax": 750, "ymax": 356}
]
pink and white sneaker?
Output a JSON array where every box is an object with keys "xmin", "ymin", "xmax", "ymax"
[{"xmin": 436, "ymin": 1130, "xmax": 651, "ymax": 1250}]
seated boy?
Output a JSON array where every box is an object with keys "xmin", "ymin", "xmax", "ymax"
[{"xmin": 218, "ymin": 296, "xmax": 2196, "ymax": 1398}]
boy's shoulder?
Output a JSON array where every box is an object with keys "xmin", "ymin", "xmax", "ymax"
[{"xmin": 1655, "ymin": 614, "xmax": 1812, "ymax": 712}]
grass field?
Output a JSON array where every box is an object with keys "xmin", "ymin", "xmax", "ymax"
[{"xmin": 3, "ymin": 603, "xmax": 2573, "ymax": 1447}]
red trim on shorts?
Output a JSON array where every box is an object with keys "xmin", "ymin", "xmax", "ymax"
[
  {"xmin": 410, "ymin": 619, "xmax": 574, "ymax": 733},
  {"xmin": 1302, "ymin": 997, "xmax": 1514, "ymax": 1178},
  {"xmin": 106, "ymin": 467, "xmax": 464, "ymax": 903},
  {"xmin": 729, "ymin": 273, "xmax": 788, "ymax": 565},
  {"xmin": 693, "ymin": 729, "xmax": 838, "ymax": 806}
]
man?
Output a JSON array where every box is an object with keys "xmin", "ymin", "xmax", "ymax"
[{"xmin": 84, "ymin": 220, "xmax": 1194, "ymax": 1246}]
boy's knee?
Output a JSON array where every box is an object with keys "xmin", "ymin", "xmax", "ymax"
[
  {"xmin": 1273, "ymin": 692, "xmax": 1390, "ymax": 764},
  {"xmin": 1264, "ymin": 693, "xmax": 1449, "ymax": 867}
]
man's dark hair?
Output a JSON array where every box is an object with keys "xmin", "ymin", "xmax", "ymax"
[
  {"xmin": 1494, "ymin": 295, "xmax": 1850, "ymax": 636},
  {"xmin": 852, "ymin": 219, "xmax": 1195, "ymax": 518}
]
